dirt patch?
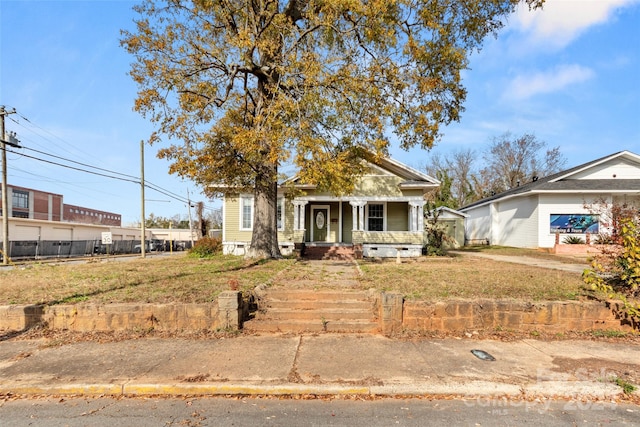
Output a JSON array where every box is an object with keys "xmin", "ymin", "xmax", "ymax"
[{"xmin": 551, "ymin": 356, "xmax": 640, "ymax": 385}]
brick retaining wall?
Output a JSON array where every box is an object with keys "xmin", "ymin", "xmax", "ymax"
[
  {"xmin": 401, "ymin": 299, "xmax": 633, "ymax": 333},
  {"xmin": 1, "ymin": 293, "xmax": 634, "ymax": 335},
  {"xmin": 0, "ymin": 291, "xmax": 243, "ymax": 333}
]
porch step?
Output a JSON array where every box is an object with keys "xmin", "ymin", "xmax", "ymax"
[
  {"xmin": 303, "ymin": 245, "xmax": 358, "ymax": 261},
  {"xmin": 244, "ymin": 290, "xmax": 379, "ymax": 334}
]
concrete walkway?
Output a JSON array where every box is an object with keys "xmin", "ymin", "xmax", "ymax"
[
  {"xmin": 448, "ymin": 251, "xmax": 589, "ymax": 274},
  {"xmin": 1, "ymin": 334, "xmax": 638, "ymax": 399}
]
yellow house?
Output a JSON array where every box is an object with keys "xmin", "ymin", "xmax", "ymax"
[{"xmin": 222, "ymin": 156, "xmax": 439, "ymax": 258}]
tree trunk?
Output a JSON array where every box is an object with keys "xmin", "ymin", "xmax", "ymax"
[{"xmin": 246, "ymin": 162, "xmax": 281, "ymax": 259}]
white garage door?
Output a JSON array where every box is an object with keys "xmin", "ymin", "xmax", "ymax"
[{"xmin": 13, "ymin": 225, "xmax": 41, "ymax": 240}]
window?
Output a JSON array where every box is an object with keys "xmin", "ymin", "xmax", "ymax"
[
  {"xmin": 277, "ymin": 198, "xmax": 284, "ymax": 231},
  {"xmin": 368, "ymin": 203, "xmax": 384, "ymax": 231},
  {"xmin": 240, "ymin": 196, "xmax": 254, "ymax": 230},
  {"xmin": 240, "ymin": 196, "xmax": 284, "ymax": 231},
  {"xmin": 12, "ymin": 189, "xmax": 29, "ymax": 209}
]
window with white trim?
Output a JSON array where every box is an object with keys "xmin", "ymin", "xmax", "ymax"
[
  {"xmin": 240, "ymin": 196, "xmax": 254, "ymax": 230},
  {"xmin": 240, "ymin": 196, "xmax": 284, "ymax": 231},
  {"xmin": 277, "ymin": 198, "xmax": 284, "ymax": 231},
  {"xmin": 367, "ymin": 203, "xmax": 384, "ymax": 231}
]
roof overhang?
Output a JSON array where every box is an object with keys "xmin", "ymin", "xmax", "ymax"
[{"xmin": 460, "ymin": 188, "xmax": 640, "ymax": 212}]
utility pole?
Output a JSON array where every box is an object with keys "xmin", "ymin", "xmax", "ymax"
[
  {"xmin": 187, "ymin": 189, "xmax": 195, "ymax": 248},
  {"xmin": 140, "ymin": 140, "xmax": 146, "ymax": 258},
  {"xmin": 0, "ymin": 106, "xmax": 17, "ymax": 265}
]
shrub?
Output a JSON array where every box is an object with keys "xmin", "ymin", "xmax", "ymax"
[
  {"xmin": 563, "ymin": 235, "xmax": 585, "ymax": 244},
  {"xmin": 189, "ymin": 236, "xmax": 223, "ymax": 258},
  {"xmin": 593, "ymin": 234, "xmax": 615, "ymax": 245},
  {"xmin": 423, "ymin": 203, "xmax": 454, "ymax": 256},
  {"xmin": 583, "ymin": 218, "xmax": 640, "ymax": 327}
]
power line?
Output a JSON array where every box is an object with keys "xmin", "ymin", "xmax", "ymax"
[
  {"xmin": 4, "ymin": 147, "xmax": 140, "ymax": 184},
  {"xmin": 3, "ymin": 146, "xmax": 219, "ymax": 211},
  {"xmin": 24, "ymin": 145, "xmax": 142, "ymax": 180},
  {"xmin": 4, "ymin": 109, "xmax": 220, "ymax": 212}
]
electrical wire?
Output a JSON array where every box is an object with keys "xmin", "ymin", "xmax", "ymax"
[
  {"xmin": 4, "ymin": 109, "xmax": 221, "ymax": 213},
  {"xmin": 3, "ymin": 145, "xmax": 220, "ymax": 212}
]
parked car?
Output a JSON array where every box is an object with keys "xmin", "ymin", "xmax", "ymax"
[{"xmin": 133, "ymin": 241, "xmax": 157, "ymax": 253}]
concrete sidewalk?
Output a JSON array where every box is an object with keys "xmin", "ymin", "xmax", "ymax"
[
  {"xmin": 1, "ymin": 334, "xmax": 638, "ymax": 399},
  {"xmin": 448, "ymin": 251, "xmax": 589, "ymax": 274}
]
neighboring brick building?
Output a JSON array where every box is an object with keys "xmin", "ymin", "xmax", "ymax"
[
  {"xmin": 64, "ymin": 204, "xmax": 121, "ymax": 226},
  {"xmin": 0, "ymin": 185, "xmax": 121, "ymax": 226}
]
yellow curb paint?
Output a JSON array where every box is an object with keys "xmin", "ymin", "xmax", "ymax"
[
  {"xmin": 123, "ymin": 384, "xmax": 371, "ymax": 396},
  {"xmin": 3, "ymin": 384, "xmax": 123, "ymax": 396}
]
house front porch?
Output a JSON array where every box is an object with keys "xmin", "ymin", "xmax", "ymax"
[{"xmin": 291, "ymin": 197, "xmax": 426, "ymax": 258}]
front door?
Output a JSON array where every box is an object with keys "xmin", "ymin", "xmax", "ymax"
[{"xmin": 312, "ymin": 208, "xmax": 328, "ymax": 242}]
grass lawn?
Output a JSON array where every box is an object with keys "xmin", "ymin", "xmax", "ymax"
[
  {"xmin": 357, "ymin": 257, "xmax": 587, "ymax": 301},
  {"xmin": 0, "ymin": 249, "xmax": 590, "ymax": 305},
  {"xmin": 0, "ymin": 255, "xmax": 294, "ymax": 305}
]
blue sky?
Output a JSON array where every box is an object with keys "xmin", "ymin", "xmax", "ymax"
[{"xmin": 1, "ymin": 0, "xmax": 639, "ymax": 226}]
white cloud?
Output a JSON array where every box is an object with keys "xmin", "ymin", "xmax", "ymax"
[
  {"xmin": 515, "ymin": 0, "xmax": 640, "ymax": 48},
  {"xmin": 504, "ymin": 64, "xmax": 595, "ymax": 100}
]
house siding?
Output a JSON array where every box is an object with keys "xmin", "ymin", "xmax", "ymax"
[
  {"xmin": 353, "ymin": 175, "xmax": 405, "ymax": 197},
  {"xmin": 352, "ymin": 231, "xmax": 423, "ymax": 245},
  {"xmin": 538, "ymin": 194, "xmax": 601, "ymax": 248},
  {"xmin": 387, "ymin": 202, "xmax": 408, "ymax": 231},
  {"xmin": 494, "ymin": 195, "xmax": 539, "ymax": 248},
  {"xmin": 569, "ymin": 158, "xmax": 640, "ymax": 180},
  {"xmin": 464, "ymin": 205, "xmax": 490, "ymax": 243},
  {"xmin": 223, "ymin": 196, "xmax": 253, "ymax": 243}
]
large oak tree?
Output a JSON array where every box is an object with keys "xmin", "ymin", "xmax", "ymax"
[{"xmin": 122, "ymin": 0, "xmax": 543, "ymax": 258}]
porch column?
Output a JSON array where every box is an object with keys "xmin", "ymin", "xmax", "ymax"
[
  {"xmin": 408, "ymin": 205, "xmax": 414, "ymax": 232},
  {"xmin": 293, "ymin": 201, "xmax": 308, "ymax": 230},
  {"xmin": 409, "ymin": 201, "xmax": 423, "ymax": 232},
  {"xmin": 349, "ymin": 201, "xmax": 367, "ymax": 231},
  {"xmin": 351, "ymin": 203, "xmax": 358, "ymax": 231}
]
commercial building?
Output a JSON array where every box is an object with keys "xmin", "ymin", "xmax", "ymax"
[{"xmin": 0, "ymin": 184, "xmax": 121, "ymax": 226}]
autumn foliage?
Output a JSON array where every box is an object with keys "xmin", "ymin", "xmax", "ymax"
[{"xmin": 121, "ymin": 0, "xmax": 544, "ymax": 258}]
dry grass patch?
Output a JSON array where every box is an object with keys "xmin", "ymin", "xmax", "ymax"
[
  {"xmin": 0, "ymin": 255, "xmax": 294, "ymax": 305},
  {"xmin": 358, "ymin": 257, "xmax": 587, "ymax": 301}
]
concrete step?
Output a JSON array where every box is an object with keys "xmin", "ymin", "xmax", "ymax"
[
  {"xmin": 263, "ymin": 300, "xmax": 372, "ymax": 310},
  {"xmin": 266, "ymin": 290, "xmax": 368, "ymax": 301},
  {"xmin": 254, "ymin": 308, "xmax": 374, "ymax": 321},
  {"xmin": 244, "ymin": 289, "xmax": 378, "ymax": 333},
  {"xmin": 304, "ymin": 246, "xmax": 356, "ymax": 260},
  {"xmin": 243, "ymin": 319, "xmax": 379, "ymax": 333}
]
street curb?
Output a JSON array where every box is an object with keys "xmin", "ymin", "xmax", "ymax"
[{"xmin": 0, "ymin": 381, "xmax": 625, "ymax": 399}]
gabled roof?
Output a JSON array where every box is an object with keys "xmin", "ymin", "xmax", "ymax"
[
  {"xmin": 429, "ymin": 206, "xmax": 469, "ymax": 218},
  {"xmin": 460, "ymin": 150, "xmax": 640, "ymax": 211},
  {"xmin": 284, "ymin": 155, "xmax": 440, "ymax": 189}
]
